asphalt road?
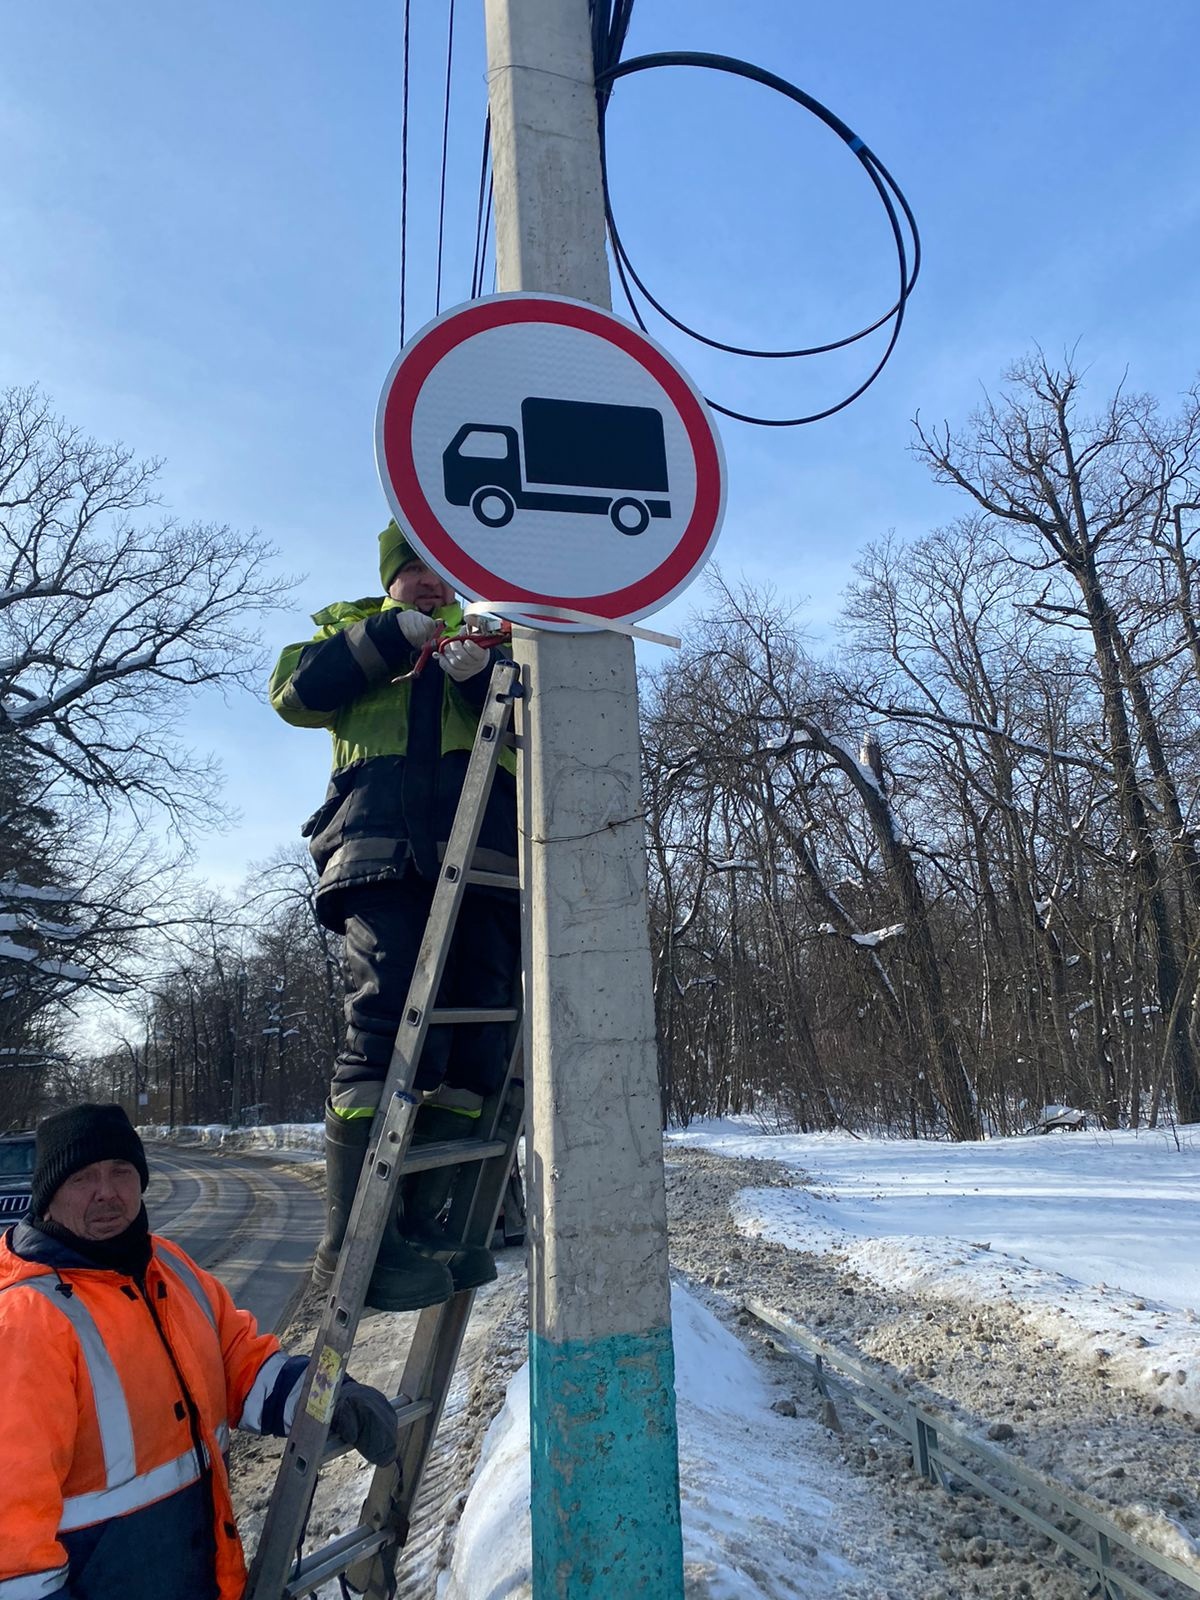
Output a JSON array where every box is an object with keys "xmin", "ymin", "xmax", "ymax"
[{"xmin": 146, "ymin": 1146, "xmax": 324, "ymax": 1334}]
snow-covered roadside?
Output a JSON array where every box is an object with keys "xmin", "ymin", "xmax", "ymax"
[
  {"xmin": 668, "ymin": 1146, "xmax": 1200, "ymax": 1592},
  {"xmin": 669, "ymin": 1121, "xmax": 1200, "ymax": 1419},
  {"xmin": 139, "ymin": 1121, "xmax": 324, "ymax": 1160},
  {"xmin": 212, "ymin": 1116, "xmax": 1200, "ymax": 1595},
  {"xmin": 239, "ymin": 1263, "xmax": 897, "ymax": 1600},
  {"xmin": 443, "ymin": 1282, "xmax": 873, "ymax": 1600}
]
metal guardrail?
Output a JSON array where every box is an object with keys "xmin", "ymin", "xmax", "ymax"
[{"xmin": 746, "ymin": 1298, "xmax": 1200, "ymax": 1600}]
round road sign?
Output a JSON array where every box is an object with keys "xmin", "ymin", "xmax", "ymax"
[{"xmin": 375, "ymin": 293, "xmax": 726, "ymax": 628}]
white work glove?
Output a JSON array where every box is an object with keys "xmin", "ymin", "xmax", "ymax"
[
  {"xmin": 396, "ymin": 610, "xmax": 440, "ymax": 649},
  {"xmin": 437, "ymin": 637, "xmax": 489, "ymax": 682}
]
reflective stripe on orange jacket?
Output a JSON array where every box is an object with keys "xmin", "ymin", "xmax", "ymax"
[{"xmin": 0, "ymin": 1223, "xmax": 289, "ymax": 1600}]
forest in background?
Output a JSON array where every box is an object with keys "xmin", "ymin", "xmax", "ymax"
[{"xmin": 8, "ymin": 356, "xmax": 1200, "ymax": 1139}]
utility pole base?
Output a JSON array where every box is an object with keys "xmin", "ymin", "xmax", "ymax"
[{"xmin": 530, "ymin": 1326, "xmax": 683, "ymax": 1595}]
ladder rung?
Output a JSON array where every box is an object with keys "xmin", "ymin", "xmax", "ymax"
[
  {"xmin": 428, "ymin": 1006, "xmax": 519, "ymax": 1025},
  {"xmin": 284, "ymin": 1525, "xmax": 395, "ymax": 1599},
  {"xmin": 465, "ymin": 867, "xmax": 520, "ymax": 890},
  {"xmin": 402, "ymin": 1137, "xmax": 507, "ymax": 1174},
  {"xmin": 319, "ymin": 1396, "xmax": 432, "ymax": 1465}
]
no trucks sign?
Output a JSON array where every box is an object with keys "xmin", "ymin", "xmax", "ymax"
[{"xmin": 375, "ymin": 293, "xmax": 726, "ymax": 627}]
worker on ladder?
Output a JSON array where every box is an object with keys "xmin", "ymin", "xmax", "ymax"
[{"xmin": 269, "ymin": 521, "xmax": 521, "ymax": 1312}]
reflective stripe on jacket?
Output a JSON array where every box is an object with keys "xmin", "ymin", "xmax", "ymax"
[{"xmin": 0, "ymin": 1223, "xmax": 289, "ymax": 1600}]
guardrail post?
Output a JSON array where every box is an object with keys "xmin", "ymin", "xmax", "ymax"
[
  {"xmin": 914, "ymin": 1416, "xmax": 939, "ymax": 1485},
  {"xmin": 811, "ymin": 1354, "xmax": 843, "ymax": 1433},
  {"xmin": 1096, "ymin": 1532, "xmax": 1126, "ymax": 1600}
]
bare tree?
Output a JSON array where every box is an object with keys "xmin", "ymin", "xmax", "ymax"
[
  {"xmin": 914, "ymin": 355, "xmax": 1200, "ymax": 1123},
  {"xmin": 0, "ymin": 386, "xmax": 293, "ymax": 1071},
  {"xmin": 84, "ymin": 853, "xmax": 342, "ymax": 1127},
  {"xmin": 643, "ymin": 574, "xmax": 982, "ymax": 1138},
  {"xmin": 0, "ymin": 385, "xmax": 284, "ymax": 823}
]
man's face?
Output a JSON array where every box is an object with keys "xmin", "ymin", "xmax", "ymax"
[
  {"xmin": 388, "ymin": 558, "xmax": 454, "ymax": 614},
  {"xmin": 45, "ymin": 1159, "xmax": 143, "ymax": 1240}
]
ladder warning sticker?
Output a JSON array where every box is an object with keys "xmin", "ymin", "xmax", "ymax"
[{"xmin": 306, "ymin": 1347, "xmax": 344, "ymax": 1424}]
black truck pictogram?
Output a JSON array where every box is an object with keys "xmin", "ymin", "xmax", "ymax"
[{"xmin": 442, "ymin": 397, "xmax": 671, "ymax": 536}]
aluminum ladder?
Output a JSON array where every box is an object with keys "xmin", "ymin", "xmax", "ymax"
[{"xmin": 246, "ymin": 655, "xmax": 524, "ymax": 1600}]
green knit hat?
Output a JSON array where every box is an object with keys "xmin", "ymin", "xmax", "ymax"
[{"xmin": 378, "ymin": 520, "xmax": 418, "ymax": 590}]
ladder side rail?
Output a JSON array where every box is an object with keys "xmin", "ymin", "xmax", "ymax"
[
  {"xmin": 271, "ymin": 1034, "xmax": 526, "ymax": 1593},
  {"xmin": 367, "ymin": 658, "xmax": 522, "ymax": 1149},
  {"xmin": 345, "ymin": 1037, "xmax": 527, "ymax": 1596},
  {"xmin": 345, "ymin": 1295, "xmax": 479, "ymax": 1599},
  {"xmin": 246, "ymin": 660, "xmax": 521, "ymax": 1600},
  {"xmin": 266, "ymin": 926, "xmax": 527, "ymax": 1597},
  {"xmin": 445, "ymin": 1045, "xmax": 525, "ymax": 1249}
]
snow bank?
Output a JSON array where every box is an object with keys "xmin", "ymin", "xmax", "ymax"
[
  {"xmin": 442, "ymin": 1281, "xmax": 866, "ymax": 1600},
  {"xmin": 138, "ymin": 1122, "xmax": 324, "ymax": 1160},
  {"xmin": 671, "ymin": 1119, "xmax": 1200, "ymax": 1418}
]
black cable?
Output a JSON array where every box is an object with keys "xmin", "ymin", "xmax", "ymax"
[
  {"xmin": 591, "ymin": 1, "xmax": 608, "ymax": 97},
  {"xmin": 593, "ymin": 51, "xmax": 921, "ymax": 428},
  {"xmin": 470, "ymin": 111, "xmax": 491, "ymax": 300},
  {"xmin": 605, "ymin": 1, "xmax": 637, "ymax": 86},
  {"xmin": 591, "ymin": 0, "xmax": 636, "ymax": 90},
  {"xmin": 479, "ymin": 168, "xmax": 494, "ymax": 296},
  {"xmin": 435, "ymin": 0, "xmax": 456, "ymax": 314},
  {"xmin": 599, "ymin": 55, "xmax": 918, "ymax": 359},
  {"xmin": 399, "ymin": 0, "xmax": 412, "ymax": 345}
]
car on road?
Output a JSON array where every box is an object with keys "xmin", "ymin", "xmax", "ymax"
[{"xmin": 0, "ymin": 1131, "xmax": 35, "ymax": 1229}]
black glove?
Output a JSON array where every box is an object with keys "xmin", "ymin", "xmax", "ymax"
[{"xmin": 330, "ymin": 1377, "xmax": 398, "ymax": 1466}]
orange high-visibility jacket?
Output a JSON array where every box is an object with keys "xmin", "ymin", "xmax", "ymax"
[{"xmin": 0, "ymin": 1221, "xmax": 301, "ymax": 1600}]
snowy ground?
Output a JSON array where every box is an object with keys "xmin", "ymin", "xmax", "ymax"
[
  {"xmin": 673, "ymin": 1120, "xmax": 1200, "ymax": 1418},
  {"xmin": 213, "ymin": 1117, "xmax": 1200, "ymax": 1598},
  {"xmin": 140, "ymin": 1121, "xmax": 325, "ymax": 1160},
  {"xmin": 445, "ymin": 1120, "xmax": 1200, "ymax": 1598},
  {"xmin": 441, "ymin": 1280, "xmax": 881, "ymax": 1599}
]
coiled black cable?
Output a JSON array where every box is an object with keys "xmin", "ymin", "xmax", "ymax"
[{"xmin": 592, "ymin": 49, "xmax": 922, "ymax": 428}]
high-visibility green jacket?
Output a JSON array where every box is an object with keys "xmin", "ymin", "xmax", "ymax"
[{"xmin": 269, "ymin": 596, "xmax": 517, "ymax": 928}]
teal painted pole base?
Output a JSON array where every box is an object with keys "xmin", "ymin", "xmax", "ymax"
[{"xmin": 530, "ymin": 1323, "xmax": 685, "ymax": 1598}]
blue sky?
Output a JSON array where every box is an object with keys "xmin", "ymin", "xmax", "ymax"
[{"xmin": 3, "ymin": 0, "xmax": 1199, "ymax": 891}]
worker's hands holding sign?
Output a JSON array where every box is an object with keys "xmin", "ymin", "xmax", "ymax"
[
  {"xmin": 437, "ymin": 637, "xmax": 489, "ymax": 681},
  {"xmin": 330, "ymin": 1377, "xmax": 399, "ymax": 1466}
]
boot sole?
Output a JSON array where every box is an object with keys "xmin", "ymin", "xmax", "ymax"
[
  {"xmin": 411, "ymin": 1242, "xmax": 497, "ymax": 1292},
  {"xmin": 313, "ymin": 1248, "xmax": 456, "ymax": 1312},
  {"xmin": 365, "ymin": 1264, "xmax": 455, "ymax": 1313}
]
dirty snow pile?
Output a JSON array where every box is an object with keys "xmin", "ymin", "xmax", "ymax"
[
  {"xmin": 671, "ymin": 1120, "xmax": 1200, "ymax": 1417},
  {"xmin": 442, "ymin": 1281, "xmax": 870, "ymax": 1599},
  {"xmin": 140, "ymin": 1121, "xmax": 324, "ymax": 1159}
]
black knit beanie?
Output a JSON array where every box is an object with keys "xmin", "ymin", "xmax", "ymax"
[{"xmin": 31, "ymin": 1103, "xmax": 150, "ymax": 1216}]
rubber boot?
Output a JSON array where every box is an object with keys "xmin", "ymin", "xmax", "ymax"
[
  {"xmin": 404, "ymin": 1106, "xmax": 497, "ymax": 1291},
  {"xmin": 313, "ymin": 1104, "xmax": 454, "ymax": 1313}
]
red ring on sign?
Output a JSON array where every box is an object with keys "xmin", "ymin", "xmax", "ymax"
[{"xmin": 378, "ymin": 297, "xmax": 723, "ymax": 621}]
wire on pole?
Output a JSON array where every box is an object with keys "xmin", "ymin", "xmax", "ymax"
[
  {"xmin": 434, "ymin": 0, "xmax": 456, "ymax": 314},
  {"xmin": 399, "ymin": 0, "xmax": 412, "ymax": 346},
  {"xmin": 592, "ymin": 47, "xmax": 922, "ymax": 427},
  {"xmin": 470, "ymin": 112, "xmax": 493, "ymax": 300}
]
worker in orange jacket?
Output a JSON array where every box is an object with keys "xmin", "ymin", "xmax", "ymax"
[{"xmin": 0, "ymin": 1103, "xmax": 397, "ymax": 1600}]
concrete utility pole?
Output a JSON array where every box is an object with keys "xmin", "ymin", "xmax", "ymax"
[{"xmin": 482, "ymin": 1, "xmax": 686, "ymax": 1595}]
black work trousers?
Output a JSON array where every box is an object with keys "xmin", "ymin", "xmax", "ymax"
[{"xmin": 332, "ymin": 877, "xmax": 521, "ymax": 1098}]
